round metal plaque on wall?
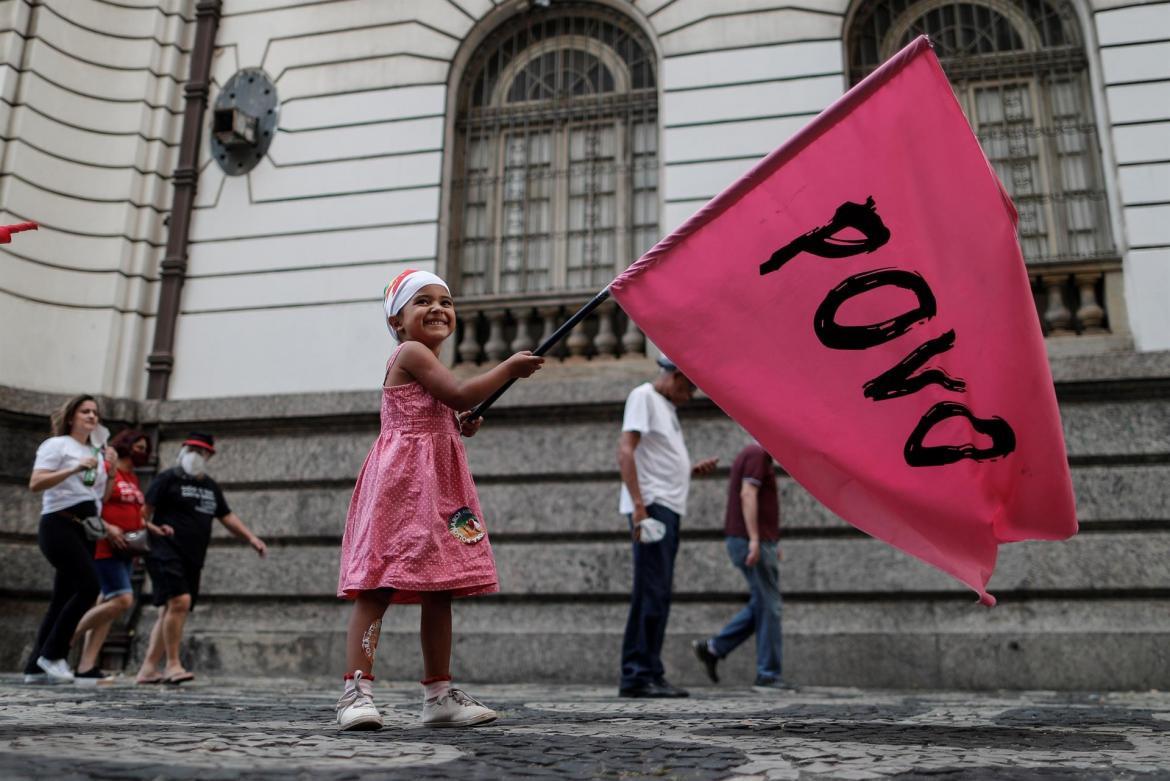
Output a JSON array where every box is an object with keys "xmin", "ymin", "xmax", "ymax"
[{"xmin": 210, "ymin": 68, "xmax": 279, "ymax": 175}]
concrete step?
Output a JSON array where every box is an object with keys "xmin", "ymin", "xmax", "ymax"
[
  {"xmin": 108, "ymin": 597, "xmax": 1170, "ymax": 690},
  {"xmin": 135, "ymin": 396, "xmax": 1170, "ymax": 484},
  {"xmin": 2, "ymin": 461, "xmax": 1167, "ymax": 538},
  {"xmin": 3, "ymin": 531, "xmax": 1167, "ymax": 598}
]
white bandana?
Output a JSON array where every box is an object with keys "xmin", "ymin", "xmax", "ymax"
[{"xmin": 383, "ymin": 269, "xmax": 450, "ymax": 338}]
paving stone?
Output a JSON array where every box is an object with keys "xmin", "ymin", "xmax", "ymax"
[{"xmin": 0, "ymin": 678, "xmax": 1168, "ymax": 778}]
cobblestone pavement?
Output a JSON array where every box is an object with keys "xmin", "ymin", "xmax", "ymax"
[{"xmin": 1, "ymin": 677, "xmax": 1168, "ymax": 779}]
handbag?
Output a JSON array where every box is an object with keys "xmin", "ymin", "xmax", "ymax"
[
  {"xmin": 115, "ymin": 528, "xmax": 151, "ymax": 559},
  {"xmin": 64, "ymin": 512, "xmax": 107, "ymax": 541}
]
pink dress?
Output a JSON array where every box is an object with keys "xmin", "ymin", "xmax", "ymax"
[{"xmin": 337, "ymin": 345, "xmax": 498, "ymax": 603}]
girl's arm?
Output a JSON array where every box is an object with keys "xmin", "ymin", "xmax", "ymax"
[
  {"xmin": 397, "ymin": 341, "xmax": 543, "ymax": 411},
  {"xmin": 102, "ymin": 460, "xmax": 116, "ymax": 502},
  {"xmin": 29, "ymin": 459, "xmax": 94, "ymax": 492},
  {"xmin": 142, "ymin": 504, "xmax": 174, "ymax": 537}
]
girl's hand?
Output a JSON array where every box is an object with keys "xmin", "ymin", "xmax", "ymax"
[
  {"xmin": 76, "ymin": 456, "xmax": 98, "ymax": 472},
  {"xmin": 106, "ymin": 525, "xmax": 127, "ymax": 549},
  {"xmin": 503, "ymin": 351, "xmax": 544, "ymax": 379},
  {"xmin": 104, "ymin": 446, "xmax": 118, "ymax": 464},
  {"xmin": 457, "ymin": 411, "xmax": 482, "ymax": 437}
]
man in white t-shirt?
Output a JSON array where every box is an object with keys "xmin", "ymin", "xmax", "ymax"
[{"xmin": 617, "ymin": 356, "xmax": 717, "ymax": 697}]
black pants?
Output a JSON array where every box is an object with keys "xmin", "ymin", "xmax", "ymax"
[
  {"xmin": 620, "ymin": 503, "xmax": 681, "ymax": 689},
  {"xmin": 24, "ymin": 509, "xmax": 99, "ymax": 673}
]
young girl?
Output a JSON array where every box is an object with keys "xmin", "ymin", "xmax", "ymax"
[{"xmin": 336, "ymin": 269, "xmax": 543, "ymax": 731}]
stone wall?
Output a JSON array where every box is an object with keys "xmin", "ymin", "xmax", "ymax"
[{"xmin": 2, "ymin": 352, "xmax": 1168, "ymax": 688}]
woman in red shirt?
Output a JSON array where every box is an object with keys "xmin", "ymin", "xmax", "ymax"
[{"xmin": 72, "ymin": 429, "xmax": 152, "ymax": 683}]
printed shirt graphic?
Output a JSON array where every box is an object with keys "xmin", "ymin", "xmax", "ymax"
[
  {"xmin": 146, "ymin": 467, "xmax": 230, "ymax": 568},
  {"xmin": 609, "ymin": 37, "xmax": 1076, "ymax": 604}
]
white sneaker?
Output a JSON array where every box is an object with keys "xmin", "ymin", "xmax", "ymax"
[
  {"xmin": 36, "ymin": 656, "xmax": 74, "ymax": 682},
  {"xmin": 23, "ymin": 672, "xmax": 49, "ymax": 685},
  {"xmin": 421, "ymin": 688, "xmax": 498, "ymax": 728},
  {"xmin": 336, "ymin": 671, "xmax": 382, "ymax": 731}
]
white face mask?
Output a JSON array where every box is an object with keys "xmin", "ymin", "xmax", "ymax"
[{"xmin": 179, "ymin": 451, "xmax": 206, "ymax": 477}]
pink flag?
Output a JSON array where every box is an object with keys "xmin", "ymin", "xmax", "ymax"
[{"xmin": 610, "ymin": 37, "xmax": 1076, "ymax": 605}]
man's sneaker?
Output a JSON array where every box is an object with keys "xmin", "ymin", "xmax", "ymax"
[
  {"xmin": 421, "ymin": 688, "xmax": 498, "ymax": 727},
  {"xmin": 336, "ymin": 671, "xmax": 383, "ymax": 731},
  {"xmin": 36, "ymin": 656, "xmax": 73, "ymax": 682},
  {"xmin": 74, "ymin": 668, "xmax": 114, "ymax": 686},
  {"xmin": 753, "ymin": 676, "xmax": 796, "ymax": 691},
  {"xmin": 692, "ymin": 639, "xmax": 720, "ymax": 683}
]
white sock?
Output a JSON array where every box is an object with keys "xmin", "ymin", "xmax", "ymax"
[{"xmin": 423, "ymin": 678, "xmax": 451, "ymax": 700}]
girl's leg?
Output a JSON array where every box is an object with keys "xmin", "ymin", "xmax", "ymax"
[
  {"xmin": 76, "ymin": 593, "xmax": 133, "ymax": 673},
  {"xmin": 24, "ymin": 569, "xmax": 71, "ymax": 674},
  {"xmin": 417, "ymin": 592, "xmax": 496, "ymax": 727},
  {"xmin": 39, "ymin": 530, "xmax": 99, "ymax": 663},
  {"xmin": 345, "ymin": 589, "xmax": 393, "ymax": 675},
  {"xmin": 419, "ymin": 592, "xmax": 452, "ymax": 680}
]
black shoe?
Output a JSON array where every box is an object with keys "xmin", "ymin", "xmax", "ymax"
[
  {"xmin": 692, "ymin": 639, "xmax": 720, "ymax": 683},
  {"xmin": 753, "ymin": 676, "xmax": 795, "ymax": 691},
  {"xmin": 618, "ymin": 681, "xmax": 690, "ymax": 698},
  {"xmin": 74, "ymin": 668, "xmax": 113, "ymax": 686},
  {"xmin": 618, "ymin": 682, "xmax": 656, "ymax": 698},
  {"xmin": 651, "ymin": 679, "xmax": 689, "ymax": 698}
]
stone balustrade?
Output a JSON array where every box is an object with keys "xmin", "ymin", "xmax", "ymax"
[
  {"xmin": 455, "ymin": 294, "xmax": 644, "ymax": 364},
  {"xmin": 1029, "ymin": 259, "xmax": 1122, "ymax": 336},
  {"xmin": 454, "ymin": 259, "xmax": 1122, "ymax": 366}
]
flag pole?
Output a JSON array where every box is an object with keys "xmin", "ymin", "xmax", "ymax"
[{"xmin": 468, "ymin": 286, "xmax": 612, "ymax": 420}]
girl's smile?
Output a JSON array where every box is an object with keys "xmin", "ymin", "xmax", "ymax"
[{"xmin": 393, "ymin": 284, "xmax": 456, "ymax": 346}]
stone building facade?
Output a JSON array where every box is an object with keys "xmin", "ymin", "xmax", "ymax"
[{"xmin": 0, "ymin": 0, "xmax": 1167, "ymax": 687}]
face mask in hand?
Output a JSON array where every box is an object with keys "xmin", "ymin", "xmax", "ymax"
[{"xmin": 179, "ymin": 451, "xmax": 206, "ymax": 477}]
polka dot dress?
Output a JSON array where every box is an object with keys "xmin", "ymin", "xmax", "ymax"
[{"xmin": 337, "ymin": 345, "xmax": 498, "ymax": 603}]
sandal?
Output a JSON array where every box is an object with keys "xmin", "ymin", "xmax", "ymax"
[
  {"xmin": 136, "ymin": 675, "xmax": 164, "ymax": 685},
  {"xmin": 163, "ymin": 671, "xmax": 195, "ymax": 685}
]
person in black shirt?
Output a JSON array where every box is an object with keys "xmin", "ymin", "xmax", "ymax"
[{"xmin": 135, "ymin": 432, "xmax": 266, "ymax": 684}]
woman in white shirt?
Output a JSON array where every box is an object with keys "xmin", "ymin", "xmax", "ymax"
[{"xmin": 24, "ymin": 394, "xmax": 115, "ymax": 684}]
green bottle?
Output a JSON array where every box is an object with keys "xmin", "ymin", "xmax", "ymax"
[{"xmin": 81, "ymin": 446, "xmax": 99, "ymax": 487}]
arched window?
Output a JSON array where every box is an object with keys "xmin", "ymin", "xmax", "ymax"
[
  {"xmin": 450, "ymin": 5, "xmax": 658, "ymax": 299},
  {"xmin": 848, "ymin": 0, "xmax": 1114, "ymax": 264}
]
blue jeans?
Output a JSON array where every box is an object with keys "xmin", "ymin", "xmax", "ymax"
[
  {"xmin": 620, "ymin": 504, "xmax": 680, "ymax": 689},
  {"xmin": 709, "ymin": 536, "xmax": 783, "ymax": 681},
  {"xmin": 94, "ymin": 557, "xmax": 134, "ymax": 599}
]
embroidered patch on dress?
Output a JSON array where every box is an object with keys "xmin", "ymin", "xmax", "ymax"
[{"xmin": 448, "ymin": 506, "xmax": 485, "ymax": 544}]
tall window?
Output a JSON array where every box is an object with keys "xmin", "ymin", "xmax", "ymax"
[
  {"xmin": 450, "ymin": 6, "xmax": 658, "ymax": 298},
  {"xmin": 848, "ymin": 0, "xmax": 1114, "ymax": 264}
]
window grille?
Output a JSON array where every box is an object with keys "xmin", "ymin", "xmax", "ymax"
[
  {"xmin": 449, "ymin": 4, "xmax": 659, "ymax": 300},
  {"xmin": 847, "ymin": 0, "xmax": 1115, "ymax": 267}
]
